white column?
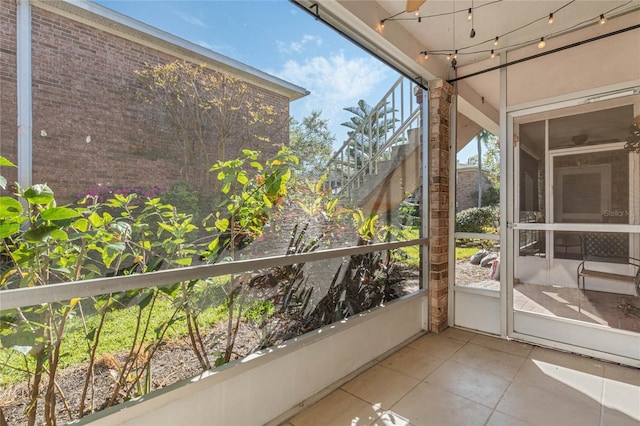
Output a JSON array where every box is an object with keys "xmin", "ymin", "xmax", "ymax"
[
  {"xmin": 631, "ymin": 102, "xmax": 640, "ymax": 260},
  {"xmin": 16, "ymin": 0, "xmax": 32, "ymax": 190}
]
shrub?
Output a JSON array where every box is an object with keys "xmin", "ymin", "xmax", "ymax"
[
  {"xmin": 470, "ymin": 186, "xmax": 500, "ymax": 207},
  {"xmin": 160, "ymin": 182, "xmax": 200, "ymax": 218},
  {"xmin": 77, "ymin": 185, "xmax": 164, "ymax": 204},
  {"xmin": 455, "ymin": 206, "xmax": 498, "ymax": 233},
  {"xmin": 399, "ymin": 199, "xmax": 419, "ymax": 226}
]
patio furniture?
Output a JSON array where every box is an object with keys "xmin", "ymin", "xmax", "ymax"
[
  {"xmin": 576, "ymin": 233, "xmax": 640, "ymax": 297},
  {"xmin": 554, "ymin": 233, "xmax": 583, "ymax": 259}
]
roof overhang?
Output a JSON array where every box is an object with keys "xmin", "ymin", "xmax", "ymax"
[
  {"xmin": 33, "ymin": 0, "xmax": 310, "ymax": 101},
  {"xmin": 294, "ymin": 0, "xmax": 640, "ymax": 147}
]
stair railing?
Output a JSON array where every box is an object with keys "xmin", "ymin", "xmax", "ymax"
[{"xmin": 324, "ymin": 76, "xmax": 422, "ymax": 198}]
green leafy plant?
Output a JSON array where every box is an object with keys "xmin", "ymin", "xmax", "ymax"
[{"xmin": 455, "ymin": 206, "xmax": 498, "ymax": 234}]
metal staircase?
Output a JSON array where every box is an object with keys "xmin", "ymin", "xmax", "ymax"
[{"xmin": 324, "ymin": 76, "xmax": 424, "ymax": 212}]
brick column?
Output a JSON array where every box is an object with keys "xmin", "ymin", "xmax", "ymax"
[{"xmin": 428, "ymin": 80, "xmax": 454, "ymax": 333}]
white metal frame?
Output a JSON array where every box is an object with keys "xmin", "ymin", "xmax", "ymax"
[
  {"xmin": 505, "ymin": 85, "xmax": 640, "ymax": 366},
  {"xmin": 0, "ymin": 239, "xmax": 427, "ymax": 311}
]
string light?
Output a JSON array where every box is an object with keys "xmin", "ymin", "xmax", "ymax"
[
  {"xmin": 469, "ymin": 0, "xmax": 475, "ymax": 38},
  {"xmin": 537, "ymin": 37, "xmax": 546, "ymax": 48},
  {"xmin": 415, "ymin": 10, "xmax": 420, "ymax": 17},
  {"xmin": 408, "ymin": 1, "xmax": 631, "ymax": 66},
  {"xmin": 380, "ymin": 19, "xmax": 385, "ymax": 29}
]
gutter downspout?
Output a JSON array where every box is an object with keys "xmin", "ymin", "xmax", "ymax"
[
  {"xmin": 420, "ymin": 83, "xmax": 430, "ymax": 331},
  {"xmin": 17, "ymin": 0, "xmax": 32, "ymax": 191}
]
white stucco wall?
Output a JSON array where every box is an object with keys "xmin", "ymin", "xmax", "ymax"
[{"xmin": 505, "ymin": 10, "xmax": 640, "ymax": 108}]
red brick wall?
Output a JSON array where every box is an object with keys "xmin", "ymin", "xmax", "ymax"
[
  {"xmin": 456, "ymin": 168, "xmax": 493, "ymax": 211},
  {"xmin": 0, "ymin": 0, "xmax": 18, "ymax": 190},
  {"xmin": 0, "ymin": 1, "xmax": 290, "ymax": 203},
  {"xmin": 428, "ymin": 79, "xmax": 454, "ymax": 333}
]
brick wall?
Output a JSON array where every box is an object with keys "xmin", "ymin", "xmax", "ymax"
[
  {"xmin": 0, "ymin": 1, "xmax": 290, "ymax": 203},
  {"xmin": 456, "ymin": 168, "xmax": 493, "ymax": 211},
  {"xmin": 0, "ymin": 0, "xmax": 18, "ymax": 189}
]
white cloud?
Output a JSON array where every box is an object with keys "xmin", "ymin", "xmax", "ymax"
[
  {"xmin": 197, "ymin": 40, "xmax": 237, "ymax": 57},
  {"xmin": 275, "ymin": 52, "xmax": 392, "ymax": 144},
  {"xmin": 277, "ymin": 35, "xmax": 323, "ymax": 54},
  {"xmin": 175, "ymin": 10, "xmax": 206, "ymax": 28}
]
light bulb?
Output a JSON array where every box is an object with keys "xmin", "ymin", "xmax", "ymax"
[
  {"xmin": 467, "ymin": 8, "xmax": 472, "ymax": 21},
  {"xmin": 548, "ymin": 13, "xmax": 554, "ymax": 24},
  {"xmin": 599, "ymin": 14, "xmax": 606, "ymax": 24},
  {"xmin": 491, "ymin": 49, "xmax": 495, "ymax": 58},
  {"xmin": 446, "ymin": 53, "xmax": 451, "ymax": 61},
  {"xmin": 494, "ymin": 36, "xmax": 499, "ymax": 46},
  {"xmin": 470, "ymin": 28, "xmax": 476, "ymax": 38},
  {"xmin": 415, "ymin": 10, "xmax": 420, "ymax": 16},
  {"xmin": 453, "ymin": 50, "xmax": 458, "ymax": 59},
  {"xmin": 380, "ymin": 20, "xmax": 385, "ymax": 29},
  {"xmin": 423, "ymin": 52, "xmax": 429, "ymax": 59},
  {"xmin": 538, "ymin": 37, "xmax": 546, "ymax": 49}
]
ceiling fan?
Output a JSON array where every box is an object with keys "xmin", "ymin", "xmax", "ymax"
[{"xmin": 406, "ymin": 0, "xmax": 426, "ymax": 13}]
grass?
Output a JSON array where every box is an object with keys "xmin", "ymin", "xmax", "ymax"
[
  {"xmin": 456, "ymin": 246, "xmax": 478, "ymax": 260},
  {"xmin": 391, "ymin": 227, "xmax": 481, "ymax": 263},
  {"xmin": 391, "ymin": 226, "xmax": 421, "ymax": 267}
]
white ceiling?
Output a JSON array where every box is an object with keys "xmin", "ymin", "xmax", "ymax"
[{"xmin": 307, "ymin": 0, "xmax": 640, "ymax": 146}]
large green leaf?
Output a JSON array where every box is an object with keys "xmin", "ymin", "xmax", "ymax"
[
  {"xmin": 23, "ymin": 225, "xmax": 58, "ymax": 242},
  {"xmin": 72, "ymin": 218, "xmax": 89, "ymax": 232},
  {"xmin": 23, "ymin": 184, "xmax": 54, "ymax": 205},
  {"xmin": 173, "ymin": 257, "xmax": 192, "ymax": 266},
  {"xmin": 0, "ymin": 222, "xmax": 20, "ymax": 239},
  {"xmin": 49, "ymin": 229, "xmax": 69, "ymax": 241},
  {"xmin": 214, "ymin": 218, "xmax": 229, "ymax": 232},
  {"xmin": 0, "ymin": 157, "xmax": 16, "ymax": 167},
  {"xmin": 41, "ymin": 207, "xmax": 81, "ymax": 221},
  {"xmin": 0, "ymin": 197, "xmax": 23, "ymax": 218},
  {"xmin": 88, "ymin": 211, "xmax": 104, "ymax": 228}
]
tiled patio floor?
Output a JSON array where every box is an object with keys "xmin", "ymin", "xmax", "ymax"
[
  {"xmin": 456, "ymin": 278, "xmax": 640, "ymax": 332},
  {"xmin": 282, "ymin": 328, "xmax": 640, "ymax": 426}
]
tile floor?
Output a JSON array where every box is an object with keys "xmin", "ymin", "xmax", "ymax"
[
  {"xmin": 456, "ymin": 276, "xmax": 640, "ymax": 333},
  {"xmin": 283, "ymin": 328, "xmax": 640, "ymax": 426}
]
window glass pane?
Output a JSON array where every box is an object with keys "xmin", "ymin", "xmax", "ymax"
[
  {"xmin": 553, "ymin": 149, "xmax": 629, "ymax": 223},
  {"xmin": 0, "ymin": 248, "xmax": 420, "ymax": 421},
  {"xmin": 0, "ymin": 1, "xmax": 423, "ymax": 282},
  {"xmin": 518, "ymin": 121, "xmax": 545, "ymax": 221},
  {"xmin": 455, "ymin": 238, "xmax": 501, "ymax": 289},
  {"xmin": 518, "ymin": 120, "xmax": 546, "ymax": 257},
  {"xmin": 515, "ymin": 231, "xmax": 638, "ymax": 328},
  {"xmin": 548, "ymin": 105, "xmax": 633, "ymax": 150}
]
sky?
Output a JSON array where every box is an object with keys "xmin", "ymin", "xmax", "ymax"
[{"xmin": 95, "ymin": 0, "xmax": 399, "ymax": 149}]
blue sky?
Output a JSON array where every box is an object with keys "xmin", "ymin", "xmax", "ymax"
[{"xmin": 95, "ymin": 0, "xmax": 399, "ymax": 148}]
